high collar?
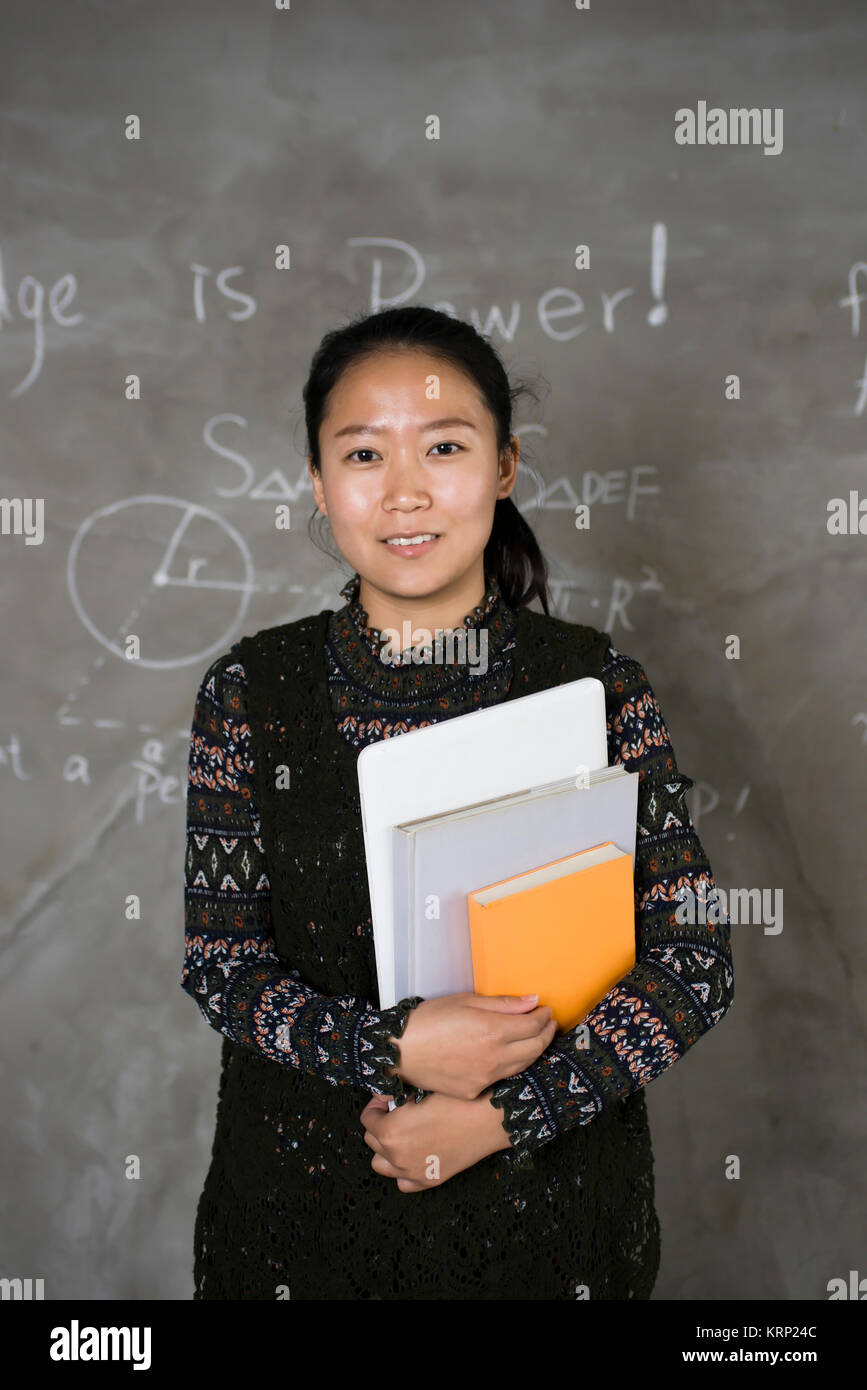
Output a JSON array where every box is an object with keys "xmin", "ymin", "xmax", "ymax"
[
  {"xmin": 326, "ymin": 571, "xmax": 518, "ymax": 704},
  {"xmin": 338, "ymin": 572, "xmax": 505, "ymax": 655}
]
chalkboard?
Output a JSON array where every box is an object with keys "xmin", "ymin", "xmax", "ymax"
[{"xmin": 1, "ymin": 0, "xmax": 864, "ymax": 1306}]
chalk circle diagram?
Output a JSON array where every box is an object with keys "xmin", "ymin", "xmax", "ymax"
[{"xmin": 68, "ymin": 495, "xmax": 255, "ymax": 670}]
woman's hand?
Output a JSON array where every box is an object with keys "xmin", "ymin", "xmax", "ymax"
[
  {"xmin": 360, "ymin": 1091, "xmax": 512, "ymax": 1192},
  {"xmin": 386, "ymin": 991, "xmax": 556, "ymax": 1101}
]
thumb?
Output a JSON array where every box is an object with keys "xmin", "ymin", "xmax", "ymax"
[
  {"xmin": 360, "ymin": 1093, "xmax": 393, "ymax": 1122},
  {"xmin": 472, "ymin": 992, "xmax": 541, "ymax": 1012}
]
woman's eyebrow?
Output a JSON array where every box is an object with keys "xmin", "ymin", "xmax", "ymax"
[{"xmin": 332, "ymin": 417, "xmax": 479, "ymax": 439}]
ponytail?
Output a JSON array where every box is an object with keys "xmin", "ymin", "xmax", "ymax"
[{"xmin": 484, "ymin": 495, "xmax": 551, "ymax": 615}]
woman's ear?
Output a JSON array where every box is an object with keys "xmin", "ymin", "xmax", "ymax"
[
  {"xmin": 308, "ymin": 456, "xmax": 327, "ymax": 515},
  {"xmin": 497, "ymin": 436, "xmax": 520, "ymax": 498}
]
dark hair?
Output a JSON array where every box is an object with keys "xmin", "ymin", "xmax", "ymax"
[{"xmin": 302, "ymin": 305, "xmax": 551, "ymax": 614}]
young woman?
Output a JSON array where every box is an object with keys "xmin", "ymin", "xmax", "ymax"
[{"xmin": 182, "ymin": 305, "xmax": 735, "ymax": 1300}]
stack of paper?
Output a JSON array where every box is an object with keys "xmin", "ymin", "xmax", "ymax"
[
  {"xmin": 357, "ymin": 674, "xmax": 611, "ymax": 1008},
  {"xmin": 356, "ymin": 675, "xmax": 639, "ymax": 1106}
]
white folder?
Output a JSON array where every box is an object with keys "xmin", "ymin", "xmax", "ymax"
[{"xmin": 357, "ymin": 676, "xmax": 608, "ymax": 1010}]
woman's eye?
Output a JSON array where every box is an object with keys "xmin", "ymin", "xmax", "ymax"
[{"xmin": 347, "ymin": 442, "xmax": 462, "ymax": 462}]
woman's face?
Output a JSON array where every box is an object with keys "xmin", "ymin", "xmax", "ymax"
[{"xmin": 308, "ymin": 349, "xmax": 518, "ymax": 609}]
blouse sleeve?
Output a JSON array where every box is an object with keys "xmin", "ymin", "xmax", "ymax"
[
  {"xmin": 485, "ymin": 641, "xmax": 736, "ymax": 1171},
  {"xmin": 181, "ymin": 646, "xmax": 424, "ymax": 1103}
]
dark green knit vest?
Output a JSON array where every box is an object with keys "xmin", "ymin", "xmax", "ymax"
[{"xmin": 196, "ymin": 604, "xmax": 660, "ymax": 1299}]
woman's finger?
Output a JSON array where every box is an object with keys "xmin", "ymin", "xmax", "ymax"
[
  {"xmin": 370, "ymin": 1151, "xmax": 403, "ymax": 1179},
  {"xmin": 359, "ymin": 1094, "xmax": 391, "ymax": 1124}
]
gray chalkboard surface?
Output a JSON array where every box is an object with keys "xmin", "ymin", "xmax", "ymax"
[{"xmin": 1, "ymin": 0, "xmax": 864, "ymax": 1302}]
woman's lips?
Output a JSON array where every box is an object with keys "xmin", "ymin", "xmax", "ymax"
[{"xmin": 382, "ymin": 535, "xmax": 440, "ymax": 556}]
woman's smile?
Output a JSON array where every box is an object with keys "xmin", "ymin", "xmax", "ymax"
[{"xmin": 382, "ymin": 533, "xmax": 441, "ymax": 556}]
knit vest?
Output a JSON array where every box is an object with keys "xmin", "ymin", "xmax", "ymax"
[{"xmin": 198, "ymin": 603, "xmax": 660, "ymax": 1300}]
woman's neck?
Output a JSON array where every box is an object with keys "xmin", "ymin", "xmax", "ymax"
[{"xmin": 356, "ymin": 569, "xmax": 493, "ymax": 643}]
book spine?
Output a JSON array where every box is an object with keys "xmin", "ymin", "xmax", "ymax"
[{"xmin": 468, "ymin": 895, "xmax": 487, "ymax": 994}]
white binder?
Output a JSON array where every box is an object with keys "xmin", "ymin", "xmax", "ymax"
[{"xmin": 357, "ymin": 676, "xmax": 609, "ymax": 1010}]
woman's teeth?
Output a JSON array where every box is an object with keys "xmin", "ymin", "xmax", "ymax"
[{"xmin": 385, "ymin": 534, "xmax": 438, "ymax": 546}]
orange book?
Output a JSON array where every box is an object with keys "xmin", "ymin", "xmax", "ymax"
[{"xmin": 467, "ymin": 841, "xmax": 635, "ymax": 1033}]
